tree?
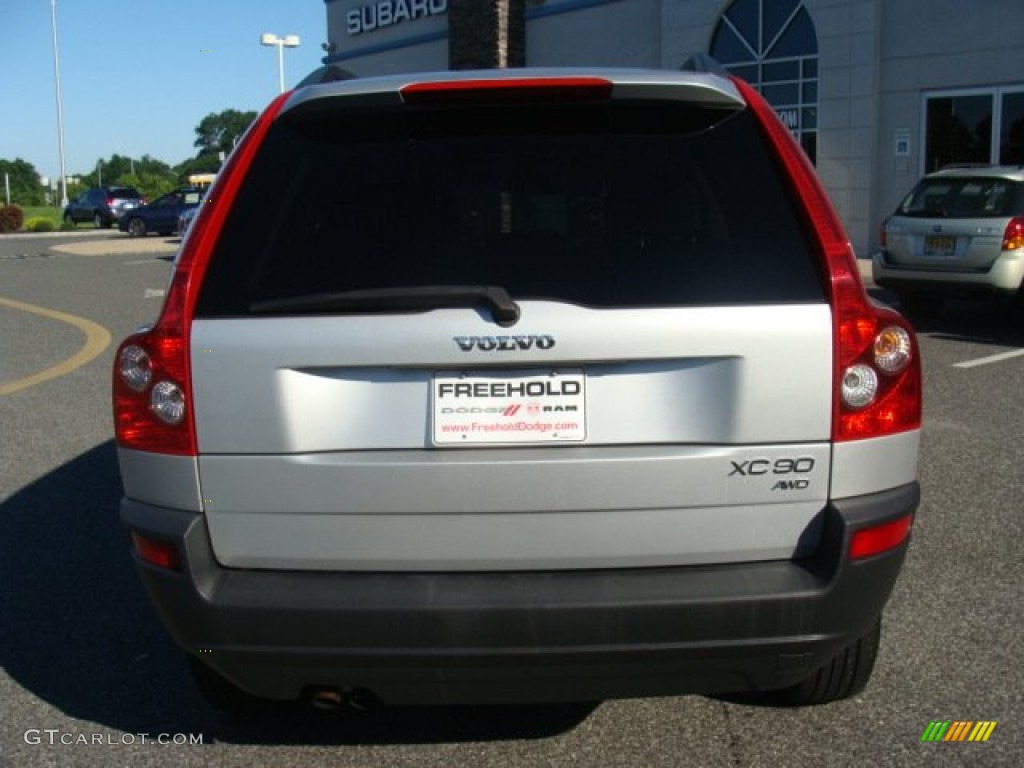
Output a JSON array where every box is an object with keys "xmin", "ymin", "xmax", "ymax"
[
  {"xmin": 0, "ymin": 158, "xmax": 46, "ymax": 206},
  {"xmin": 174, "ymin": 153, "xmax": 222, "ymax": 185},
  {"xmin": 77, "ymin": 153, "xmax": 177, "ymax": 202},
  {"xmin": 193, "ymin": 109, "xmax": 257, "ymax": 158}
]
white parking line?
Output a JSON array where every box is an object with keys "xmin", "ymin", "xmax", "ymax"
[
  {"xmin": 144, "ymin": 289, "xmax": 166, "ymax": 299},
  {"xmin": 953, "ymin": 349, "xmax": 1024, "ymax": 369}
]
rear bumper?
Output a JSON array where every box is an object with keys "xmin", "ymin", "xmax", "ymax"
[
  {"xmin": 121, "ymin": 483, "xmax": 918, "ymax": 705},
  {"xmin": 872, "ymin": 250, "xmax": 1024, "ymax": 295}
]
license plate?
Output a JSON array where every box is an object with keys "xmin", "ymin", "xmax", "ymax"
[
  {"xmin": 432, "ymin": 370, "xmax": 586, "ymax": 445},
  {"xmin": 924, "ymin": 235, "xmax": 956, "ymax": 257}
]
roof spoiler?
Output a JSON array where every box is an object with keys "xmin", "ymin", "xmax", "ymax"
[
  {"xmin": 679, "ymin": 54, "xmax": 730, "ymax": 77},
  {"xmin": 295, "ymin": 65, "xmax": 358, "ymax": 88}
]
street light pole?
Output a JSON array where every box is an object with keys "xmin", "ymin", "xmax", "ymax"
[
  {"xmin": 50, "ymin": 0, "xmax": 69, "ymax": 207},
  {"xmin": 260, "ymin": 33, "xmax": 301, "ymax": 94}
]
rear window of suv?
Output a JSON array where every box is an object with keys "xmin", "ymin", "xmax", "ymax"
[
  {"xmin": 109, "ymin": 187, "xmax": 142, "ymax": 199},
  {"xmin": 196, "ymin": 100, "xmax": 826, "ymax": 317},
  {"xmin": 897, "ymin": 177, "xmax": 1024, "ymax": 219}
]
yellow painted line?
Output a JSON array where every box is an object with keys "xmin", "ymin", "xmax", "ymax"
[{"xmin": 0, "ymin": 296, "xmax": 112, "ymax": 396}]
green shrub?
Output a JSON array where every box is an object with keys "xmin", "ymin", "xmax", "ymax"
[
  {"xmin": 59, "ymin": 220, "xmax": 77, "ymax": 231},
  {"xmin": 25, "ymin": 216, "xmax": 56, "ymax": 232},
  {"xmin": 0, "ymin": 204, "xmax": 24, "ymax": 233}
]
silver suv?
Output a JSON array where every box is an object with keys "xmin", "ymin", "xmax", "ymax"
[
  {"xmin": 873, "ymin": 166, "xmax": 1024, "ymax": 316},
  {"xmin": 113, "ymin": 69, "xmax": 922, "ymax": 711}
]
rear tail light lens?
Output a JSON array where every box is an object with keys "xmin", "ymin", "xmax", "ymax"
[
  {"xmin": 841, "ymin": 324, "xmax": 912, "ymax": 409},
  {"xmin": 113, "ymin": 329, "xmax": 194, "ymax": 454},
  {"xmin": 112, "ymin": 90, "xmax": 292, "ymax": 457},
  {"xmin": 732, "ymin": 77, "xmax": 922, "ymax": 442},
  {"xmin": 150, "ymin": 380, "xmax": 186, "ymax": 425},
  {"xmin": 879, "ymin": 217, "xmax": 889, "ymax": 250},
  {"xmin": 1002, "ymin": 216, "xmax": 1024, "ymax": 251},
  {"xmin": 834, "ymin": 307, "xmax": 920, "ymax": 440},
  {"xmin": 840, "ymin": 364, "xmax": 878, "ymax": 409},
  {"xmin": 118, "ymin": 345, "xmax": 151, "ymax": 392},
  {"xmin": 849, "ymin": 515, "xmax": 913, "ymax": 560},
  {"xmin": 873, "ymin": 326, "xmax": 912, "ymax": 373}
]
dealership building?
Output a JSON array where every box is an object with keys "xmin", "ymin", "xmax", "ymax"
[{"xmin": 319, "ymin": 0, "xmax": 1024, "ymax": 257}]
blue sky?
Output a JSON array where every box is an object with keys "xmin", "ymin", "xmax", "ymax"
[{"xmin": 2, "ymin": 0, "xmax": 330, "ymax": 182}]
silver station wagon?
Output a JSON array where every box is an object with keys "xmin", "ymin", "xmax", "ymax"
[
  {"xmin": 113, "ymin": 68, "xmax": 922, "ymax": 712},
  {"xmin": 874, "ymin": 166, "xmax": 1024, "ymax": 317}
]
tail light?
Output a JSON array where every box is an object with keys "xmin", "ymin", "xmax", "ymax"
[
  {"xmin": 1002, "ymin": 216, "xmax": 1024, "ymax": 251},
  {"xmin": 733, "ymin": 78, "xmax": 921, "ymax": 443},
  {"xmin": 112, "ymin": 91, "xmax": 292, "ymax": 455},
  {"xmin": 130, "ymin": 531, "xmax": 181, "ymax": 571},
  {"xmin": 879, "ymin": 216, "xmax": 889, "ymax": 250},
  {"xmin": 849, "ymin": 514, "xmax": 913, "ymax": 559}
]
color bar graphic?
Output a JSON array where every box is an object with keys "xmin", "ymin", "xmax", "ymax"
[{"xmin": 921, "ymin": 721, "xmax": 997, "ymax": 743}]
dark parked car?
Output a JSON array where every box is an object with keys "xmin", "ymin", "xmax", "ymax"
[
  {"xmin": 119, "ymin": 188, "xmax": 202, "ymax": 238},
  {"xmin": 63, "ymin": 186, "xmax": 145, "ymax": 228}
]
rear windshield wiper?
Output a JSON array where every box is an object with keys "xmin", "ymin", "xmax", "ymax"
[{"xmin": 250, "ymin": 285, "xmax": 521, "ymax": 326}]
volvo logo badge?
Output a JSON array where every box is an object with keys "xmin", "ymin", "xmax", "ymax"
[{"xmin": 454, "ymin": 335, "xmax": 556, "ymax": 351}]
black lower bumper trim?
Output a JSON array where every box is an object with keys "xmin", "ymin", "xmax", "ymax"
[{"xmin": 122, "ymin": 483, "xmax": 918, "ymax": 705}]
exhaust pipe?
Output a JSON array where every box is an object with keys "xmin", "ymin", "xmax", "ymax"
[
  {"xmin": 308, "ymin": 687, "xmax": 377, "ymax": 712},
  {"xmin": 310, "ymin": 689, "xmax": 344, "ymax": 711},
  {"xmin": 344, "ymin": 687, "xmax": 377, "ymax": 712}
]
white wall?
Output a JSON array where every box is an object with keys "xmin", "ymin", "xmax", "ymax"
[
  {"xmin": 526, "ymin": 0, "xmax": 661, "ymax": 67},
  {"xmin": 873, "ymin": 0, "xmax": 1024, "ymax": 251}
]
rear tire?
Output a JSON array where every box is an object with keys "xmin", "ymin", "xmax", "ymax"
[
  {"xmin": 769, "ymin": 619, "xmax": 881, "ymax": 706},
  {"xmin": 1012, "ymin": 286, "xmax": 1024, "ymax": 320},
  {"xmin": 187, "ymin": 655, "xmax": 275, "ymax": 713},
  {"xmin": 127, "ymin": 218, "xmax": 147, "ymax": 238}
]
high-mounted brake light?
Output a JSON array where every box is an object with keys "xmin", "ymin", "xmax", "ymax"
[
  {"xmin": 732, "ymin": 77, "xmax": 921, "ymax": 442},
  {"xmin": 112, "ymin": 90, "xmax": 292, "ymax": 456},
  {"xmin": 401, "ymin": 76, "xmax": 613, "ymax": 104}
]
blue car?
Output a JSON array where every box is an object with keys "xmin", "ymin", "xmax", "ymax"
[{"xmin": 119, "ymin": 188, "xmax": 202, "ymax": 237}]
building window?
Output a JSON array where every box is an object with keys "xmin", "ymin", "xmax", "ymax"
[
  {"xmin": 709, "ymin": 0, "xmax": 818, "ymax": 163},
  {"xmin": 924, "ymin": 87, "xmax": 1024, "ymax": 172}
]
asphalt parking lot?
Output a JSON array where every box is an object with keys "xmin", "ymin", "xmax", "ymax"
[{"xmin": 0, "ymin": 232, "xmax": 1021, "ymax": 767}]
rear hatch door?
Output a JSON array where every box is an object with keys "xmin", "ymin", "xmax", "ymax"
[
  {"xmin": 887, "ymin": 175, "xmax": 1021, "ymax": 270},
  {"xmin": 190, "ymin": 74, "xmax": 836, "ymax": 571}
]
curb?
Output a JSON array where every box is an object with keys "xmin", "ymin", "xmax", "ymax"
[
  {"xmin": 2, "ymin": 228, "xmax": 115, "ymax": 240},
  {"xmin": 51, "ymin": 237, "xmax": 179, "ymax": 256}
]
